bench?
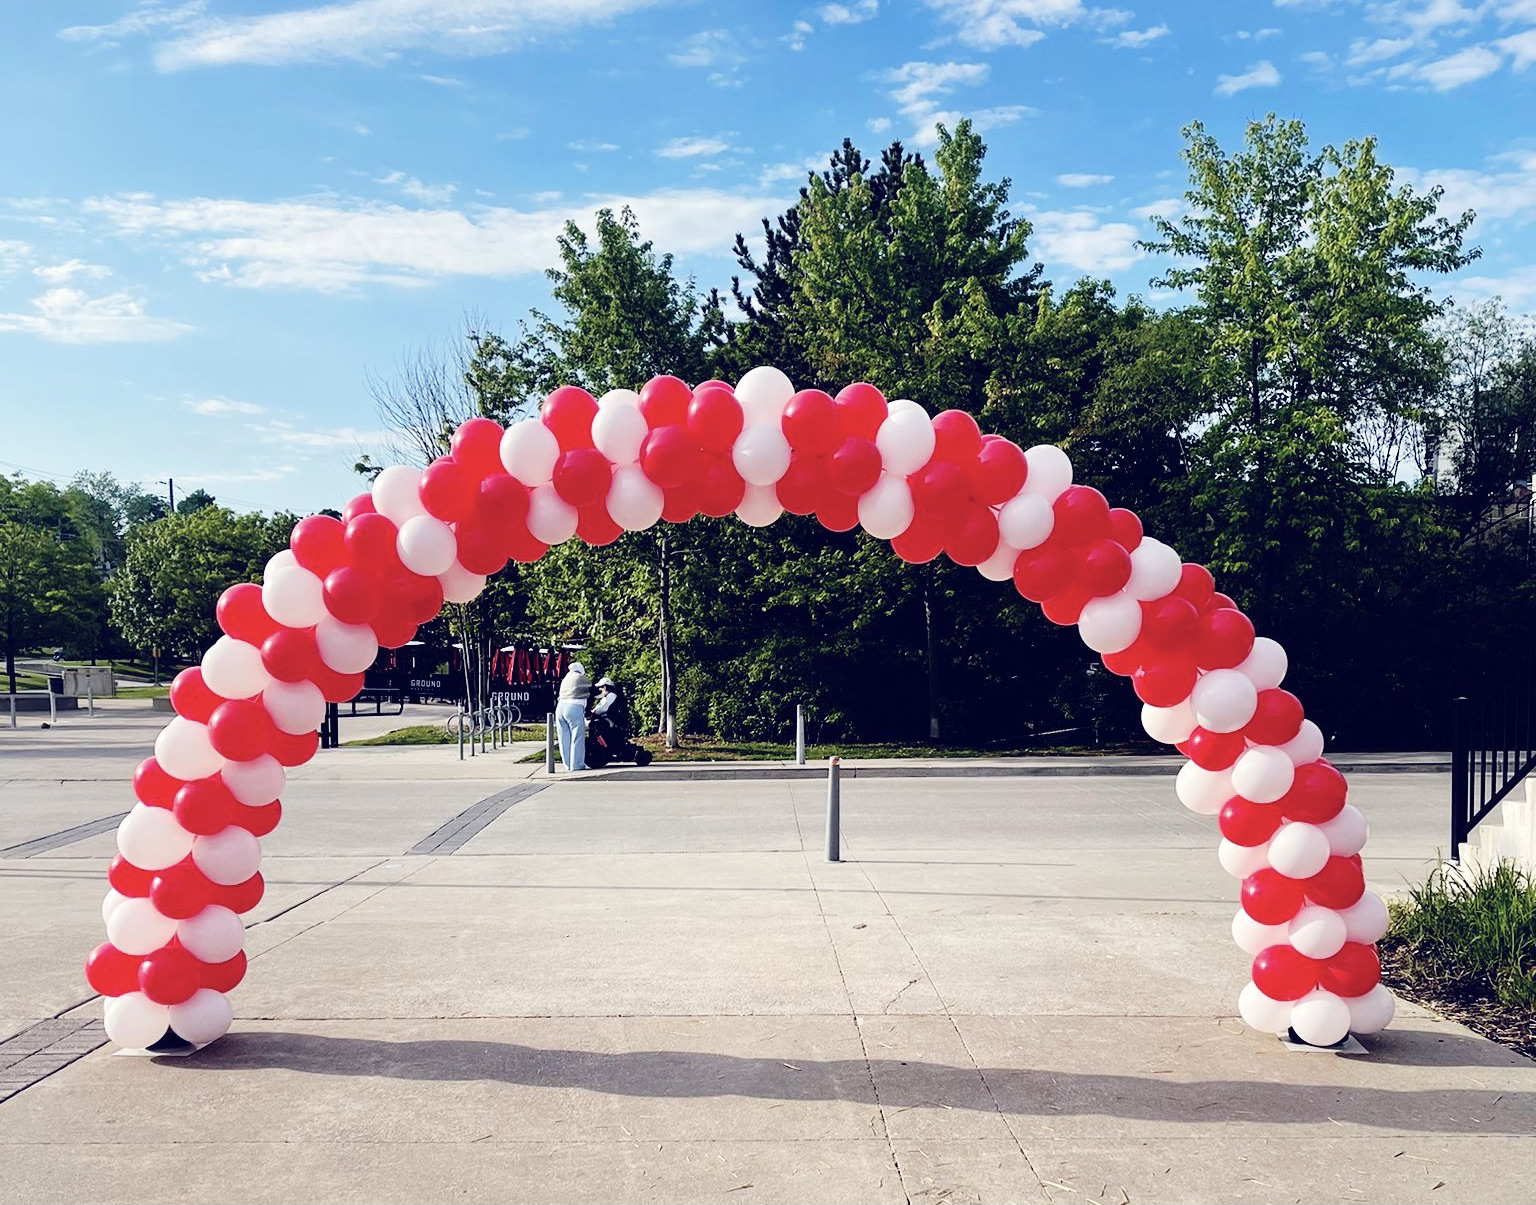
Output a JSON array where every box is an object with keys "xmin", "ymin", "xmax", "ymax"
[{"xmin": 347, "ymin": 689, "xmax": 404, "ymax": 716}]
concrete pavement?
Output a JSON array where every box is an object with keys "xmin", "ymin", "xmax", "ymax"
[{"xmin": 1, "ymin": 704, "xmax": 1531, "ymax": 1204}]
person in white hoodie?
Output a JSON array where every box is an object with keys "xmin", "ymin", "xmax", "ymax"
[{"xmin": 555, "ymin": 661, "xmax": 591, "ymax": 771}]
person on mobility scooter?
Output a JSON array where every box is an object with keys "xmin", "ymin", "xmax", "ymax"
[{"xmin": 585, "ymin": 677, "xmax": 653, "ymax": 767}]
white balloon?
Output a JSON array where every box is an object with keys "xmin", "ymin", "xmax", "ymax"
[
  {"xmin": 169, "ymin": 988, "xmax": 233, "ymax": 1046},
  {"xmin": 396, "ymin": 515, "xmax": 457, "ymax": 577},
  {"xmin": 526, "ymin": 485, "xmax": 578, "ymax": 545},
  {"xmin": 315, "ymin": 616, "xmax": 378, "ymax": 675},
  {"xmin": 857, "ymin": 472, "xmax": 915, "ymax": 540},
  {"xmin": 1078, "ymin": 593, "xmax": 1142, "ymax": 654},
  {"xmin": 1232, "ymin": 908, "xmax": 1291, "ymax": 956},
  {"xmin": 1141, "ymin": 699, "xmax": 1197, "ymax": 745},
  {"xmin": 371, "ymin": 465, "xmax": 427, "ymax": 524},
  {"xmin": 735, "ymin": 483, "xmax": 784, "ymax": 527},
  {"xmin": 1267, "ymin": 822, "xmax": 1331, "ymax": 879},
  {"xmin": 1191, "ymin": 669, "xmax": 1259, "ymax": 733},
  {"xmin": 117, "ymin": 803, "xmax": 195, "ymax": 871},
  {"xmin": 102, "ymin": 888, "xmax": 128, "ymax": 925},
  {"xmin": 262, "ymin": 566, "xmax": 327, "ymax": 629},
  {"xmin": 1124, "ymin": 538, "xmax": 1182, "ymax": 602},
  {"xmin": 1319, "ymin": 803, "xmax": 1368, "ymax": 856},
  {"xmin": 265, "ymin": 549, "xmax": 298, "ymax": 576},
  {"xmin": 222, "ymin": 755, "xmax": 284, "ymax": 807},
  {"xmin": 1339, "ymin": 892, "xmax": 1390, "ymax": 944},
  {"xmin": 1288, "ymin": 904, "xmax": 1348, "ymax": 959},
  {"xmin": 1237, "ymin": 982, "xmax": 1294, "ymax": 1035},
  {"xmin": 1021, "ymin": 444, "xmax": 1072, "ymax": 501},
  {"xmin": 1280, "ymin": 719, "xmax": 1326, "ymax": 766},
  {"xmin": 875, "ymin": 403, "xmax": 935, "ymax": 475},
  {"xmin": 438, "ymin": 561, "xmax": 486, "ymax": 605},
  {"xmin": 1231, "ymin": 747, "xmax": 1295, "ymax": 804},
  {"xmin": 997, "ymin": 492, "xmax": 1054, "ymax": 549},
  {"xmin": 732, "ymin": 423, "xmax": 793, "ymax": 486},
  {"xmin": 153, "ymin": 717, "xmax": 224, "ymax": 782},
  {"xmin": 1219, "ymin": 838, "xmax": 1272, "ymax": 879},
  {"xmin": 200, "ymin": 637, "xmax": 269, "ymax": 701},
  {"xmin": 976, "ymin": 539, "xmax": 1020, "ymax": 582},
  {"xmin": 1290, "ymin": 988, "xmax": 1352, "ymax": 1046},
  {"xmin": 106, "ymin": 896, "xmax": 178, "ymax": 955},
  {"xmin": 1238, "ymin": 636, "xmax": 1288, "ymax": 690},
  {"xmin": 592, "ymin": 394, "xmax": 649, "ymax": 464},
  {"xmin": 607, "ymin": 464, "xmax": 666, "ymax": 531},
  {"xmin": 1176, "ymin": 761, "xmax": 1233, "ymax": 815},
  {"xmin": 104, "ymin": 993, "xmax": 171, "ymax": 1049},
  {"xmin": 735, "ymin": 365, "xmax": 795, "ymax": 426},
  {"xmin": 1344, "ymin": 984, "xmax": 1396, "ymax": 1035},
  {"xmin": 192, "ymin": 826, "xmax": 262, "ymax": 887},
  {"xmin": 263, "ymin": 679, "xmax": 327, "ymax": 736},
  {"xmin": 177, "ymin": 905, "xmax": 245, "ymax": 963},
  {"xmin": 500, "ymin": 418, "xmax": 560, "ymax": 487}
]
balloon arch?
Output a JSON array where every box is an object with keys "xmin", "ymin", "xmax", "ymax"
[{"xmin": 87, "ymin": 366, "xmax": 1396, "ymax": 1051}]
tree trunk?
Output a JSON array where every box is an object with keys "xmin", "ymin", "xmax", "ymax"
[
  {"xmin": 923, "ymin": 572, "xmax": 941, "ymax": 742},
  {"xmin": 657, "ymin": 530, "xmax": 677, "ymax": 747}
]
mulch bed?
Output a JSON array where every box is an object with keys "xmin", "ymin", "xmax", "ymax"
[{"xmin": 1379, "ymin": 936, "xmax": 1536, "ymax": 1061}]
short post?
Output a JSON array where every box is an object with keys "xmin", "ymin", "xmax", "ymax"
[
  {"xmin": 825, "ymin": 756, "xmax": 841, "ymax": 863},
  {"xmin": 458, "ymin": 711, "xmax": 465, "ymax": 761},
  {"xmin": 87, "ymin": 679, "xmax": 94, "ymax": 719},
  {"xmin": 546, "ymin": 711, "xmax": 556, "ymax": 774},
  {"xmin": 9, "ymin": 693, "xmax": 16, "ymax": 730},
  {"xmin": 795, "ymin": 704, "xmax": 806, "ymax": 766},
  {"xmin": 48, "ymin": 689, "xmax": 56, "ymax": 727},
  {"xmin": 1450, "ymin": 695, "xmax": 1471, "ymax": 858}
]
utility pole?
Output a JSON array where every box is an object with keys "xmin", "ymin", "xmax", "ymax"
[{"xmin": 159, "ymin": 478, "xmax": 175, "ymax": 513}]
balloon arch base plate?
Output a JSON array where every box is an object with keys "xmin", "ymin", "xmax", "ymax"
[
  {"xmin": 1280, "ymin": 1030, "xmax": 1369, "ymax": 1056},
  {"xmin": 115, "ymin": 1027, "xmax": 203, "ymax": 1058}
]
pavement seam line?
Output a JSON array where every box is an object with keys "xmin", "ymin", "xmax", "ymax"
[
  {"xmin": 405, "ymin": 783, "xmax": 550, "ymax": 855},
  {"xmin": 0, "ymin": 1018, "xmax": 107, "ymax": 1104},
  {"xmin": 0, "ymin": 812, "xmax": 130, "ymax": 858}
]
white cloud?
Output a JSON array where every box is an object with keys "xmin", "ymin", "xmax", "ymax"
[
  {"xmin": 1454, "ymin": 265, "xmax": 1536, "ymax": 310},
  {"xmin": 1402, "ymin": 152, "xmax": 1536, "ymax": 223},
  {"xmin": 1497, "ymin": 28, "xmax": 1536, "ymax": 68},
  {"xmin": 567, "ymin": 140, "xmax": 620, "ymax": 152},
  {"xmin": 32, "ymin": 259, "xmax": 113, "ymax": 283},
  {"xmin": 820, "ymin": 0, "xmax": 878, "ymax": 23},
  {"xmin": 1107, "ymin": 23, "xmax": 1168, "ymax": 48},
  {"xmin": 668, "ymin": 28, "xmax": 743, "ymax": 67},
  {"xmin": 656, "ymin": 135, "xmax": 732, "ymax": 159},
  {"xmin": 375, "ymin": 170, "xmax": 457, "ymax": 204},
  {"xmin": 1215, "ymin": 58, "xmax": 1281, "ymax": 93},
  {"xmin": 1347, "ymin": 35, "xmax": 1414, "ymax": 64},
  {"xmin": 1028, "ymin": 209, "xmax": 1144, "ymax": 273},
  {"xmin": 784, "ymin": 19, "xmax": 813, "ymax": 51},
  {"xmin": 1383, "ymin": 0, "xmax": 1484, "ymax": 36},
  {"xmin": 1497, "ymin": 0, "xmax": 1536, "ymax": 17},
  {"xmin": 150, "ymin": 0, "xmax": 667, "ymax": 70},
  {"xmin": 1056, "ymin": 172, "xmax": 1113, "ymax": 186},
  {"xmin": 0, "ymin": 240, "xmax": 33, "ymax": 276},
  {"xmin": 0, "ymin": 287, "xmax": 190, "ymax": 343},
  {"xmin": 186, "ymin": 397, "xmax": 265, "ymax": 416},
  {"xmin": 1234, "ymin": 27, "xmax": 1281, "ymax": 39},
  {"xmin": 1414, "ymin": 44, "xmax": 1504, "ymax": 88},
  {"xmin": 912, "ymin": 105, "xmax": 1030, "ymax": 148},
  {"xmin": 254, "ymin": 422, "xmax": 391, "ymax": 448},
  {"xmin": 868, "ymin": 116, "xmax": 893, "ymax": 132},
  {"xmin": 921, "ymin": 0, "xmax": 1103, "ymax": 48},
  {"xmin": 417, "ymin": 73, "xmax": 464, "ymax": 86},
  {"xmin": 59, "ymin": 2, "xmax": 206, "ymax": 43},
  {"xmin": 1131, "ymin": 196, "xmax": 1184, "ymax": 221},
  {"xmin": 883, "ymin": 61, "xmax": 1031, "ymax": 147}
]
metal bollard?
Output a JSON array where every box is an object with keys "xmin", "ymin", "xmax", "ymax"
[
  {"xmin": 795, "ymin": 704, "xmax": 805, "ymax": 766},
  {"xmin": 546, "ymin": 711, "xmax": 556, "ymax": 774},
  {"xmin": 87, "ymin": 680, "xmax": 94, "ymax": 719},
  {"xmin": 9, "ymin": 692, "xmax": 15, "ymax": 729},
  {"xmin": 458, "ymin": 711, "xmax": 465, "ymax": 760},
  {"xmin": 825, "ymin": 756, "xmax": 841, "ymax": 863}
]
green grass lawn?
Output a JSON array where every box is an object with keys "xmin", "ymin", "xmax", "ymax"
[{"xmin": 346, "ymin": 723, "xmax": 549, "ymax": 747}]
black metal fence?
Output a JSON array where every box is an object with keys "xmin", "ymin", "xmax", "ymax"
[{"xmin": 1451, "ymin": 656, "xmax": 1536, "ymax": 855}]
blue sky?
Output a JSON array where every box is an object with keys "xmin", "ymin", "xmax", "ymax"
[{"xmin": 2, "ymin": 0, "xmax": 1534, "ymax": 515}]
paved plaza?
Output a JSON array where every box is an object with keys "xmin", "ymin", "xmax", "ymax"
[{"xmin": 1, "ymin": 703, "xmax": 1532, "ymax": 1204}]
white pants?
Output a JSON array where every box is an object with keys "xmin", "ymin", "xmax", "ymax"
[{"xmin": 556, "ymin": 699, "xmax": 587, "ymax": 770}]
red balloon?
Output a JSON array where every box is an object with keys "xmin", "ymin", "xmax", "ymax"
[
  {"xmin": 1107, "ymin": 507, "xmax": 1143, "ymax": 551},
  {"xmin": 661, "ymin": 482, "xmax": 700, "ymax": 524},
  {"xmin": 1101, "ymin": 639, "xmax": 1147, "ymax": 677},
  {"xmin": 289, "ymin": 515, "xmax": 349, "ymax": 576},
  {"xmin": 342, "ymin": 492, "xmax": 376, "ymax": 523},
  {"xmin": 199, "ymin": 950, "xmax": 248, "ymax": 993},
  {"xmin": 1052, "ymin": 486, "xmax": 1112, "ymax": 545},
  {"xmin": 639, "ymin": 375, "xmax": 692, "ymax": 429},
  {"xmin": 1241, "ymin": 867, "xmax": 1307, "ymax": 925},
  {"xmin": 1041, "ymin": 587, "xmax": 1093, "ymax": 626},
  {"xmin": 344, "ymin": 512, "xmax": 404, "ymax": 577},
  {"xmin": 1306, "ymin": 856, "xmax": 1365, "ymax": 909},
  {"xmin": 1077, "ymin": 539, "xmax": 1132, "ymax": 597},
  {"xmin": 1252, "ymin": 945, "xmax": 1322, "ymax": 1001},
  {"xmin": 541, "ymin": 385, "xmax": 598, "ymax": 450},
  {"xmin": 507, "ymin": 528, "xmax": 551, "ymax": 563},
  {"xmin": 1173, "ymin": 563, "xmax": 1215, "ymax": 610},
  {"xmin": 450, "ymin": 518, "xmax": 508, "ymax": 576},
  {"xmin": 829, "ymin": 437, "xmax": 882, "ymax": 497},
  {"xmin": 150, "ymin": 861, "xmax": 212, "ymax": 920},
  {"xmin": 1012, "ymin": 539, "xmax": 1074, "ymax": 603},
  {"xmin": 133, "ymin": 757, "xmax": 184, "ymax": 809},
  {"xmin": 576, "ymin": 503, "xmax": 623, "ymax": 547},
  {"xmin": 781, "ymin": 390, "xmax": 840, "ymax": 455},
  {"xmin": 139, "ymin": 946, "xmax": 201, "ymax": 1006},
  {"xmin": 1246, "ymin": 689, "xmax": 1305, "ymax": 746},
  {"xmin": 944, "ymin": 505, "xmax": 999, "ymax": 568},
  {"xmin": 1132, "ymin": 658, "xmax": 1198, "ymax": 707},
  {"xmin": 1186, "ymin": 726, "xmax": 1246, "ymax": 771},
  {"xmin": 419, "ymin": 457, "xmax": 477, "ymax": 521},
  {"xmin": 476, "ymin": 473, "xmax": 531, "ymax": 527},
  {"xmin": 687, "ymin": 386, "xmax": 744, "ymax": 452},
  {"xmin": 973, "ymin": 437, "xmax": 1027, "ymax": 505},
  {"xmin": 450, "ymin": 417, "xmax": 506, "ymax": 480},
  {"xmin": 208, "ymin": 698, "xmax": 276, "ymax": 762},
  {"xmin": 1193, "ymin": 608, "xmax": 1255, "ymax": 670},
  {"xmin": 323, "ymin": 566, "xmax": 381, "ymax": 626},
  {"xmin": 232, "ymin": 798, "xmax": 282, "ymax": 837},
  {"xmin": 776, "ymin": 455, "xmax": 831, "ymax": 516},
  {"xmin": 1140, "ymin": 595, "xmax": 1199, "ymax": 652},
  {"xmin": 108, "ymin": 854, "xmax": 153, "ymax": 897},
  {"xmin": 697, "ymin": 454, "xmax": 746, "ymax": 518},
  {"xmin": 169, "ymin": 668, "xmax": 223, "ymax": 724},
  {"xmin": 1219, "ymin": 797, "xmax": 1285, "ymax": 846},
  {"xmin": 640, "ymin": 426, "xmax": 701, "ymax": 490},
  {"xmin": 85, "ymin": 942, "xmax": 140, "ymax": 997},
  {"xmin": 1281, "ymin": 761, "xmax": 1348, "ymax": 824},
  {"xmin": 386, "ymin": 572, "xmax": 442, "ymax": 626},
  {"xmin": 270, "ymin": 726, "xmax": 321, "ymax": 766},
  {"xmin": 219, "ymin": 872, "xmax": 266, "ymax": 915},
  {"xmin": 1207, "ymin": 592, "xmax": 1239, "ymax": 613},
  {"xmin": 552, "ymin": 448, "xmax": 614, "ymax": 508},
  {"xmin": 931, "ymin": 409, "xmax": 982, "ymax": 464},
  {"xmin": 216, "ymin": 583, "xmax": 279, "ymax": 645},
  {"xmin": 173, "ymin": 778, "xmax": 236, "ymax": 836},
  {"xmin": 1321, "ymin": 942, "xmax": 1381, "ymax": 996},
  {"xmin": 891, "ymin": 513, "xmax": 945, "ymax": 564},
  {"xmin": 313, "ymin": 665, "xmax": 364, "ymax": 706},
  {"xmin": 834, "ymin": 382, "xmax": 888, "ymax": 440},
  {"xmin": 816, "ymin": 493, "xmax": 861, "ymax": 532},
  {"xmin": 371, "ymin": 609, "xmax": 418, "ymax": 650},
  {"xmin": 909, "ymin": 460, "xmax": 969, "ymax": 520}
]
